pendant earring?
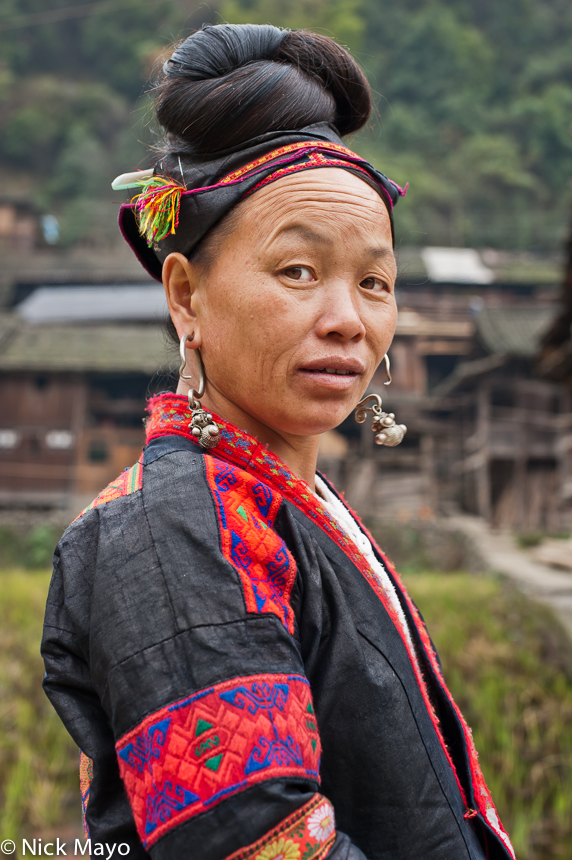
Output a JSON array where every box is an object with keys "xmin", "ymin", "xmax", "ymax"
[
  {"xmin": 354, "ymin": 354, "xmax": 407, "ymax": 447},
  {"xmin": 179, "ymin": 334, "xmax": 221, "ymax": 449}
]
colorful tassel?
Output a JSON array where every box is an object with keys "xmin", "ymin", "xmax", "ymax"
[{"xmin": 131, "ymin": 174, "xmax": 185, "ymax": 247}]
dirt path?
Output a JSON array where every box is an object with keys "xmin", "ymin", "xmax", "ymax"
[{"xmin": 447, "ymin": 514, "xmax": 572, "ymax": 638}]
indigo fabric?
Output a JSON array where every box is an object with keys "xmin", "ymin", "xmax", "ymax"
[{"xmin": 42, "ymin": 394, "xmax": 514, "ymax": 860}]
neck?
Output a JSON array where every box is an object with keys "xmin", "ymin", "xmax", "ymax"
[{"xmin": 177, "ymin": 380, "xmax": 320, "ymax": 488}]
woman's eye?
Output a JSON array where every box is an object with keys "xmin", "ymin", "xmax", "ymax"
[
  {"xmin": 283, "ymin": 266, "xmax": 314, "ymax": 282},
  {"xmin": 360, "ymin": 276, "xmax": 387, "ymax": 292}
]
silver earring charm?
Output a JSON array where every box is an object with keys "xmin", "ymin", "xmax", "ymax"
[
  {"xmin": 354, "ymin": 355, "xmax": 407, "ymax": 447},
  {"xmin": 179, "ymin": 334, "xmax": 220, "ymax": 449},
  {"xmin": 355, "ymin": 394, "xmax": 407, "ymax": 447}
]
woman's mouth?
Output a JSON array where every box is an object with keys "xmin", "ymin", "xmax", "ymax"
[
  {"xmin": 310, "ymin": 367, "xmax": 356, "ymax": 375},
  {"xmin": 297, "ymin": 359, "xmax": 363, "ymax": 388}
]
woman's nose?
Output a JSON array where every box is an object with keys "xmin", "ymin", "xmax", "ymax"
[{"xmin": 314, "ymin": 280, "xmax": 366, "ymax": 341}]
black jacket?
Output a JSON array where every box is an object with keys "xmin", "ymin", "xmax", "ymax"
[{"xmin": 42, "ymin": 393, "xmax": 515, "ymax": 860}]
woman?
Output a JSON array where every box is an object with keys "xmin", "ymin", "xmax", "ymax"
[{"xmin": 42, "ymin": 24, "xmax": 515, "ymax": 860}]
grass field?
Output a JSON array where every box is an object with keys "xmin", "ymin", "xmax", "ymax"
[
  {"xmin": 404, "ymin": 573, "xmax": 572, "ymax": 860},
  {"xmin": 0, "ymin": 570, "xmax": 78, "ymax": 843},
  {"xmin": 0, "ymin": 568, "xmax": 571, "ymax": 858}
]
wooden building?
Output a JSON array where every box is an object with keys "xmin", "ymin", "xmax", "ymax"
[
  {"xmin": 536, "ymin": 220, "xmax": 572, "ymax": 521},
  {"xmin": 0, "ymin": 285, "xmax": 173, "ymax": 513},
  {"xmin": 431, "ymin": 307, "xmax": 564, "ymax": 530}
]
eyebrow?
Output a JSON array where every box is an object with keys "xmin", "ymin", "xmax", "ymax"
[
  {"xmin": 276, "ymin": 225, "xmax": 332, "ymax": 246},
  {"xmin": 275, "ymin": 224, "xmax": 397, "ymax": 263},
  {"xmin": 275, "ymin": 224, "xmax": 396, "ymax": 263}
]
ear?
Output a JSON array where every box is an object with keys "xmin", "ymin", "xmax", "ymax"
[{"xmin": 162, "ymin": 253, "xmax": 203, "ymax": 347}]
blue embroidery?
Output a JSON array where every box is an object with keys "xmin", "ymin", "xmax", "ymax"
[
  {"xmin": 145, "ymin": 781, "xmax": 199, "ymax": 835},
  {"xmin": 220, "ymin": 681, "xmax": 304, "ymax": 778},
  {"xmin": 220, "ymin": 681, "xmax": 288, "ymax": 715},
  {"xmin": 214, "ymin": 464, "xmax": 237, "ymax": 492},
  {"xmin": 118, "ymin": 718, "xmax": 171, "ymax": 774},
  {"xmin": 245, "ymin": 735, "xmax": 304, "ymax": 774},
  {"xmin": 252, "ymin": 582, "xmax": 267, "ymax": 611},
  {"xmin": 252, "ymin": 482, "xmax": 273, "ymax": 519},
  {"xmin": 267, "ymin": 547, "xmax": 290, "ymax": 585},
  {"xmin": 230, "ymin": 530, "xmax": 252, "ymax": 571}
]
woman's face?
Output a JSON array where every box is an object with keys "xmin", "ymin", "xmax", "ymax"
[{"xmin": 165, "ymin": 167, "xmax": 397, "ymax": 439}]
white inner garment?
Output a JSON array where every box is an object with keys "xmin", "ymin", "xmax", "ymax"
[{"xmin": 314, "ymin": 474, "xmax": 415, "ymax": 653}]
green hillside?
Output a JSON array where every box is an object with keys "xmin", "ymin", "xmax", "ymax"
[{"xmin": 1, "ymin": 0, "xmax": 571, "ymax": 249}]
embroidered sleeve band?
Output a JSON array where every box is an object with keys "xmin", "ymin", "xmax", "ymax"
[
  {"xmin": 225, "ymin": 793, "xmax": 336, "ymax": 860},
  {"xmin": 116, "ymin": 673, "xmax": 321, "ymax": 848}
]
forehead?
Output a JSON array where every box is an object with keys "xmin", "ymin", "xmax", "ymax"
[{"xmin": 235, "ymin": 167, "xmax": 393, "ymax": 245}]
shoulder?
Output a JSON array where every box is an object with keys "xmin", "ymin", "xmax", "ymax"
[
  {"xmin": 71, "ymin": 434, "xmax": 204, "ymax": 527},
  {"xmin": 73, "ymin": 456, "xmax": 144, "ymax": 524}
]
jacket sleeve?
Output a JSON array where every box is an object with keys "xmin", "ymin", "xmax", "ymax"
[{"xmin": 42, "ymin": 447, "xmax": 368, "ymax": 860}]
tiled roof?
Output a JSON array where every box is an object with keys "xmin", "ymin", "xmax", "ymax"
[
  {"xmin": 476, "ymin": 307, "xmax": 556, "ymax": 357},
  {"xmin": 16, "ymin": 285, "xmax": 167, "ymax": 323},
  {"xmin": 0, "ymin": 319, "xmax": 173, "ymax": 373}
]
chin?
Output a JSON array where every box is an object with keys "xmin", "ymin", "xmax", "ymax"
[{"xmin": 274, "ymin": 406, "xmax": 352, "ymax": 438}]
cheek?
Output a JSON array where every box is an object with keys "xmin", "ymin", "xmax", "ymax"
[
  {"xmin": 199, "ymin": 273, "xmax": 306, "ymax": 371},
  {"xmin": 367, "ymin": 298, "xmax": 398, "ymax": 353}
]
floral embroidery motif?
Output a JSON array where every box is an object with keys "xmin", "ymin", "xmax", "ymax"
[
  {"xmin": 73, "ymin": 455, "xmax": 143, "ymax": 522},
  {"xmin": 144, "ymin": 393, "xmax": 515, "ymax": 856},
  {"xmin": 306, "ymin": 801, "xmax": 335, "ymax": 842},
  {"xmin": 79, "ymin": 751, "xmax": 93, "ymax": 839},
  {"xmin": 205, "ymin": 455, "xmax": 297, "ymax": 634},
  {"xmin": 257, "ymin": 838, "xmax": 300, "ymax": 860},
  {"xmin": 225, "ymin": 794, "xmax": 335, "ymax": 860},
  {"xmin": 116, "ymin": 673, "xmax": 320, "ymax": 848}
]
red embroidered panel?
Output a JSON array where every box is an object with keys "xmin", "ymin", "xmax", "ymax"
[
  {"xmin": 204, "ymin": 455, "xmax": 297, "ymax": 634},
  {"xmin": 116, "ymin": 673, "xmax": 321, "ymax": 849},
  {"xmin": 79, "ymin": 750, "xmax": 93, "ymax": 840},
  {"xmin": 73, "ymin": 455, "xmax": 143, "ymax": 523},
  {"xmin": 226, "ymin": 793, "xmax": 336, "ymax": 860}
]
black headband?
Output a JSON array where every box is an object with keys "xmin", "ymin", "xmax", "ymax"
[{"xmin": 116, "ymin": 123, "xmax": 406, "ymax": 282}]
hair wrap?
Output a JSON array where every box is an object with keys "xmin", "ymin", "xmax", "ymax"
[{"xmin": 117, "ymin": 123, "xmax": 407, "ymax": 281}]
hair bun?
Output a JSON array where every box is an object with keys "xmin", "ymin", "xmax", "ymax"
[
  {"xmin": 155, "ymin": 24, "xmax": 371, "ymax": 153},
  {"xmin": 164, "ymin": 23, "xmax": 286, "ymax": 81},
  {"xmin": 275, "ymin": 31, "xmax": 370, "ymax": 136}
]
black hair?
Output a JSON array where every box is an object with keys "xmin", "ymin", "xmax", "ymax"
[{"xmin": 154, "ymin": 24, "xmax": 372, "ymax": 154}]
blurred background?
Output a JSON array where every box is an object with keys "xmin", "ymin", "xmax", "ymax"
[{"xmin": 1, "ymin": 0, "xmax": 572, "ymax": 857}]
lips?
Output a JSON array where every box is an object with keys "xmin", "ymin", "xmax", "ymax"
[
  {"xmin": 312, "ymin": 367, "xmax": 355, "ymax": 375},
  {"xmin": 300, "ymin": 357, "xmax": 364, "ymax": 376},
  {"xmin": 296, "ymin": 357, "xmax": 364, "ymax": 389}
]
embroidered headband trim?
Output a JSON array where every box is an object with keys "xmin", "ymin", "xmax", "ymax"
[{"xmin": 114, "ymin": 141, "xmax": 407, "ymax": 250}]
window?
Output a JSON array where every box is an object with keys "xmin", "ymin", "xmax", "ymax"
[
  {"xmin": 0, "ymin": 429, "xmax": 20, "ymax": 449},
  {"xmin": 45, "ymin": 430, "xmax": 74, "ymax": 450}
]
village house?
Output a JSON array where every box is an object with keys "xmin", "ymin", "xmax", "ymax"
[{"xmin": 0, "ymin": 285, "xmax": 173, "ymax": 513}]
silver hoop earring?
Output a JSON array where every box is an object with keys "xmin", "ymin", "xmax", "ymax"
[
  {"xmin": 354, "ymin": 355, "xmax": 407, "ymax": 447},
  {"xmin": 383, "ymin": 353, "xmax": 392, "ymax": 386},
  {"xmin": 179, "ymin": 334, "xmax": 220, "ymax": 450}
]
